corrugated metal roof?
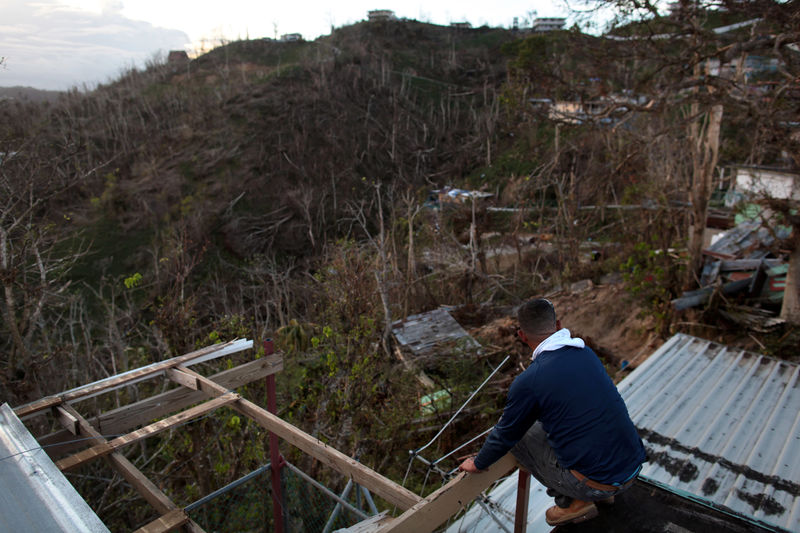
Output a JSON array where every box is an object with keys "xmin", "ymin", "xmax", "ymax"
[
  {"xmin": 392, "ymin": 308, "xmax": 480, "ymax": 356},
  {"xmin": 704, "ymin": 220, "xmax": 791, "ymax": 260},
  {"xmin": 0, "ymin": 403, "xmax": 109, "ymax": 533},
  {"xmin": 621, "ymin": 333, "xmax": 800, "ymax": 532},
  {"xmin": 446, "ymin": 333, "xmax": 799, "ymax": 533}
]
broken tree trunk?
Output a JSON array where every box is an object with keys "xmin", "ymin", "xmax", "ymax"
[{"xmin": 687, "ymin": 103, "xmax": 723, "ymax": 287}]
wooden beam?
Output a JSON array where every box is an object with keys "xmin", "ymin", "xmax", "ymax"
[
  {"xmin": 57, "ymin": 393, "xmax": 238, "ymax": 472},
  {"xmin": 167, "ymin": 366, "xmax": 420, "ymax": 511},
  {"xmin": 172, "ymin": 366, "xmax": 230, "ymax": 397},
  {"xmin": 169, "ymin": 367, "xmax": 421, "ymax": 511},
  {"xmin": 14, "ymin": 339, "xmax": 251, "ymax": 419},
  {"xmin": 57, "ymin": 404, "xmax": 206, "ymax": 533},
  {"xmin": 133, "ymin": 509, "xmax": 190, "ymax": 533},
  {"xmin": 376, "ymin": 453, "xmax": 518, "ymax": 532},
  {"xmin": 39, "ymin": 355, "xmax": 283, "ymax": 458},
  {"xmin": 233, "ymin": 398, "xmax": 422, "ymax": 511},
  {"xmin": 54, "ymin": 406, "xmax": 79, "ymax": 435},
  {"xmin": 166, "ymin": 367, "xmax": 199, "ymax": 390}
]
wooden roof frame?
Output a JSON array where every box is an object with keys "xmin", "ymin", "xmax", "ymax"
[{"xmin": 12, "ymin": 339, "xmax": 423, "ymax": 533}]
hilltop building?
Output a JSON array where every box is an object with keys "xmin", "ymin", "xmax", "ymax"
[
  {"xmin": 531, "ymin": 17, "xmax": 566, "ymax": 32},
  {"xmin": 167, "ymin": 50, "xmax": 189, "ymax": 64},
  {"xmin": 280, "ymin": 33, "xmax": 302, "ymax": 42},
  {"xmin": 368, "ymin": 9, "xmax": 396, "ymax": 22}
]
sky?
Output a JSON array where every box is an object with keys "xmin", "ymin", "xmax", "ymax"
[{"xmin": 0, "ymin": 0, "xmax": 572, "ymax": 91}]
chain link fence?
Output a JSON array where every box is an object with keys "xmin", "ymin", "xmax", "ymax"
[{"xmin": 186, "ymin": 461, "xmax": 372, "ymax": 532}]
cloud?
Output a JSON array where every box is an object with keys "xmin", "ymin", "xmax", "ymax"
[{"xmin": 0, "ymin": 0, "xmax": 189, "ymax": 90}]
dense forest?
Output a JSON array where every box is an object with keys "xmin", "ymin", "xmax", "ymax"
[{"xmin": 1, "ymin": 2, "xmax": 798, "ymax": 528}]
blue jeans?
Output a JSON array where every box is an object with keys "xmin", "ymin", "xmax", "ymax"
[{"xmin": 511, "ymin": 422, "xmax": 627, "ymax": 507}]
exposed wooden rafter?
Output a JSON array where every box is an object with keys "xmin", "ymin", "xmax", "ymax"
[
  {"xmin": 39, "ymin": 355, "xmax": 282, "ymax": 458},
  {"xmin": 55, "ymin": 404, "xmax": 206, "ymax": 533},
  {"xmin": 14, "ymin": 339, "xmax": 252, "ymax": 420}
]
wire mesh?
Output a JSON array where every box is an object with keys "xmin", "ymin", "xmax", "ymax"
[{"xmin": 186, "ymin": 463, "xmax": 369, "ymax": 532}]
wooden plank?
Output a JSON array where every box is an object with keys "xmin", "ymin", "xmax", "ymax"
[
  {"xmin": 14, "ymin": 339, "xmax": 250, "ymax": 419},
  {"xmin": 54, "ymin": 406, "xmax": 79, "ymax": 435},
  {"xmin": 133, "ymin": 509, "xmax": 189, "ymax": 533},
  {"xmin": 58, "ymin": 405, "xmax": 178, "ymax": 514},
  {"xmin": 39, "ymin": 355, "xmax": 283, "ymax": 458},
  {"xmin": 166, "ymin": 367, "xmax": 199, "ymax": 390},
  {"xmin": 57, "ymin": 393, "xmax": 238, "ymax": 471},
  {"xmin": 376, "ymin": 453, "xmax": 518, "ymax": 532},
  {"xmin": 173, "ymin": 366, "xmax": 230, "ymax": 397},
  {"xmin": 232, "ymin": 398, "xmax": 422, "ymax": 511},
  {"xmin": 175, "ymin": 366, "xmax": 422, "ymax": 511}
]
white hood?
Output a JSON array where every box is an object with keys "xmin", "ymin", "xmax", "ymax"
[{"xmin": 531, "ymin": 328, "xmax": 585, "ymax": 362}]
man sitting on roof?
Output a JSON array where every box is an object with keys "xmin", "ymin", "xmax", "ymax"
[{"xmin": 459, "ymin": 298, "xmax": 646, "ymax": 526}]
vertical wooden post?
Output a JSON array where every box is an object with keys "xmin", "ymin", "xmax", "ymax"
[
  {"xmin": 265, "ymin": 339, "xmax": 285, "ymax": 533},
  {"xmin": 514, "ymin": 469, "xmax": 530, "ymax": 533}
]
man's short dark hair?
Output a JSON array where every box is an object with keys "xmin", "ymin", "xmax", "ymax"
[{"xmin": 518, "ymin": 298, "xmax": 557, "ymax": 336}]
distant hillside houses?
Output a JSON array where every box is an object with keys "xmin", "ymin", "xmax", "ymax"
[
  {"xmin": 449, "ymin": 22, "xmax": 472, "ymax": 29},
  {"xmin": 531, "ymin": 17, "xmax": 566, "ymax": 32},
  {"xmin": 280, "ymin": 33, "xmax": 302, "ymax": 42},
  {"xmin": 368, "ymin": 9, "xmax": 396, "ymax": 22}
]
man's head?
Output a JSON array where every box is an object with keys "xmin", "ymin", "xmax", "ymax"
[{"xmin": 517, "ymin": 298, "xmax": 559, "ymax": 349}]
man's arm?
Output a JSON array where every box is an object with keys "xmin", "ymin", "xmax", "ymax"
[{"xmin": 471, "ymin": 373, "xmax": 540, "ymax": 470}]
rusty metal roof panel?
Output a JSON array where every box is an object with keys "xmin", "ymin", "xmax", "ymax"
[
  {"xmin": 0, "ymin": 403, "xmax": 109, "ymax": 533},
  {"xmin": 619, "ymin": 333, "xmax": 800, "ymax": 532},
  {"xmin": 704, "ymin": 220, "xmax": 791, "ymax": 260},
  {"xmin": 392, "ymin": 307, "xmax": 480, "ymax": 356}
]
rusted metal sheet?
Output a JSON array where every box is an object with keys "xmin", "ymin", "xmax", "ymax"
[{"xmin": 392, "ymin": 308, "xmax": 480, "ymax": 357}]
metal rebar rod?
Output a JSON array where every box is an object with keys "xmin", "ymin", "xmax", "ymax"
[
  {"xmin": 413, "ymin": 355, "xmax": 510, "ymax": 456},
  {"xmin": 284, "ymin": 462, "xmax": 369, "ymax": 521},
  {"xmin": 433, "ymin": 426, "xmax": 495, "ymax": 466},
  {"xmin": 476, "ymin": 498, "xmax": 513, "ymax": 533}
]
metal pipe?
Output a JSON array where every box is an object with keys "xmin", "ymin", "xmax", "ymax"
[
  {"xmin": 185, "ymin": 463, "xmax": 271, "ymax": 511},
  {"xmin": 284, "ymin": 462, "xmax": 369, "ymax": 521},
  {"xmin": 321, "ymin": 479, "xmax": 354, "ymax": 533},
  {"xmin": 361, "ymin": 486, "xmax": 379, "ymax": 515}
]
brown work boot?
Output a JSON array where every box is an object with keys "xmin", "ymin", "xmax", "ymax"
[
  {"xmin": 597, "ymin": 495, "xmax": 615, "ymax": 505},
  {"xmin": 545, "ymin": 499, "xmax": 598, "ymax": 526}
]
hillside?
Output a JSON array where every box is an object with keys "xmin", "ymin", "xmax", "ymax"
[{"xmin": 1, "ymin": 11, "xmax": 798, "ymax": 529}]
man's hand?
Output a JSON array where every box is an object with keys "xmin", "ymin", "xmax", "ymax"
[{"xmin": 458, "ymin": 457, "xmax": 486, "ymax": 473}]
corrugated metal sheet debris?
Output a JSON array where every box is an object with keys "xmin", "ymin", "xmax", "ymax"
[{"xmin": 392, "ymin": 307, "xmax": 480, "ymax": 356}]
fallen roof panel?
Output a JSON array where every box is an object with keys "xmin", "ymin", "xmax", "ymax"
[
  {"xmin": 0, "ymin": 403, "xmax": 109, "ymax": 533},
  {"xmin": 392, "ymin": 308, "xmax": 480, "ymax": 356}
]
